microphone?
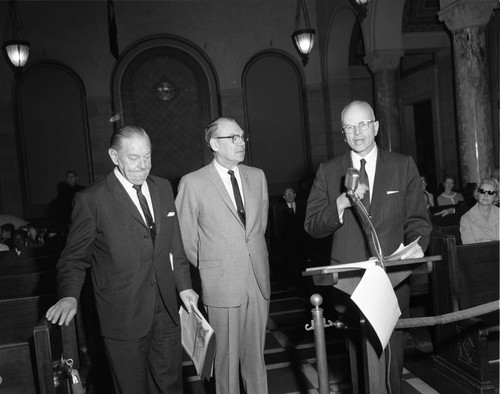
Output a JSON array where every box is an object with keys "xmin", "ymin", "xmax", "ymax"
[
  {"xmin": 345, "ymin": 167, "xmax": 360, "ymax": 192},
  {"xmin": 344, "ymin": 167, "xmax": 385, "ymax": 268}
]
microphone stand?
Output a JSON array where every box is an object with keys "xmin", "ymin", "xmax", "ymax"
[{"xmin": 347, "ymin": 190, "xmax": 386, "ymax": 269}]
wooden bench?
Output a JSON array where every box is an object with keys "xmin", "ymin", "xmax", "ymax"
[
  {"xmin": 0, "ymin": 252, "xmax": 93, "ymax": 393},
  {"xmin": 34, "ymin": 316, "xmax": 92, "ymax": 394},
  {"xmin": 429, "ymin": 233, "xmax": 499, "ymax": 393},
  {"xmin": 0, "ymin": 295, "xmax": 56, "ymax": 393},
  {"xmin": 0, "ymin": 254, "xmax": 58, "ymax": 300}
]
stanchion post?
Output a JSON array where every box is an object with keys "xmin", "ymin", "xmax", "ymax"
[{"xmin": 305, "ymin": 294, "xmax": 333, "ymax": 394}]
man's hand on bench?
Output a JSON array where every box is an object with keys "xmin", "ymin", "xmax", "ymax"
[{"xmin": 45, "ymin": 297, "xmax": 78, "ymax": 326}]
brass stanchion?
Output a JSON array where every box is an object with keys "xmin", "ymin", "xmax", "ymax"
[{"xmin": 305, "ymin": 294, "xmax": 335, "ymax": 394}]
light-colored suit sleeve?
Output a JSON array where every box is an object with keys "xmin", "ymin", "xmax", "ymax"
[{"xmin": 175, "ymin": 175, "xmax": 199, "ymax": 267}]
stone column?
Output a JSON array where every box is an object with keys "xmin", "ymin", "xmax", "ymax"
[
  {"xmin": 439, "ymin": 0, "xmax": 497, "ymax": 185},
  {"xmin": 364, "ymin": 49, "xmax": 404, "ymax": 152}
]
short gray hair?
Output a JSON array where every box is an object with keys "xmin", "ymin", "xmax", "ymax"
[{"xmin": 110, "ymin": 125, "xmax": 150, "ymax": 150}]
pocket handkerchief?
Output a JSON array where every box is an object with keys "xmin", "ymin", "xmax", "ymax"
[
  {"xmin": 387, "ymin": 191, "xmax": 399, "ymax": 195},
  {"xmin": 167, "ymin": 211, "xmax": 176, "ymax": 217}
]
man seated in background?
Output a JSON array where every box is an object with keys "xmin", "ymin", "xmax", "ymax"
[{"xmin": 5, "ymin": 229, "xmax": 36, "ymax": 264}]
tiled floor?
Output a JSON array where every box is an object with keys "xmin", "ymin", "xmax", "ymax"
[{"xmin": 181, "ymin": 280, "xmax": 472, "ymax": 394}]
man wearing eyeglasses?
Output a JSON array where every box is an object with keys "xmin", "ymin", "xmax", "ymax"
[
  {"xmin": 175, "ymin": 117, "xmax": 270, "ymax": 394},
  {"xmin": 305, "ymin": 100, "xmax": 431, "ymax": 393}
]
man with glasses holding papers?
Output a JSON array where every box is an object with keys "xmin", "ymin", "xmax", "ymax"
[
  {"xmin": 176, "ymin": 117, "xmax": 270, "ymax": 394},
  {"xmin": 305, "ymin": 100, "xmax": 432, "ymax": 393}
]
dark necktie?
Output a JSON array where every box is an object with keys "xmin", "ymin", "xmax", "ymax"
[
  {"xmin": 133, "ymin": 184, "xmax": 156, "ymax": 244},
  {"xmin": 359, "ymin": 159, "xmax": 370, "ymax": 212},
  {"xmin": 228, "ymin": 170, "xmax": 246, "ymax": 226}
]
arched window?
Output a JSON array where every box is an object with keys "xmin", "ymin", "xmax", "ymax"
[
  {"xmin": 112, "ymin": 36, "xmax": 219, "ymax": 188},
  {"xmin": 243, "ymin": 51, "xmax": 310, "ymax": 196}
]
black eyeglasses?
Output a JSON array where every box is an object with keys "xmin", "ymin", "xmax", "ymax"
[
  {"xmin": 342, "ymin": 120, "xmax": 375, "ymax": 134},
  {"xmin": 215, "ymin": 135, "xmax": 248, "ymax": 144},
  {"xmin": 478, "ymin": 188, "xmax": 497, "ymax": 195}
]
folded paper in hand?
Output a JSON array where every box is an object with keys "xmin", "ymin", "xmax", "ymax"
[{"xmin": 179, "ymin": 303, "xmax": 215, "ymax": 380}]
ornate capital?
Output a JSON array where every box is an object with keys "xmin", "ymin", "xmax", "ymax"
[
  {"xmin": 363, "ymin": 49, "xmax": 404, "ymax": 73},
  {"xmin": 438, "ymin": 0, "xmax": 497, "ymax": 32}
]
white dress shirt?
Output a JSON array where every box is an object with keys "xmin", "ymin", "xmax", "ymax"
[
  {"xmin": 351, "ymin": 145, "xmax": 378, "ymax": 203},
  {"xmin": 213, "ymin": 159, "xmax": 245, "ymax": 210},
  {"xmin": 114, "ymin": 167, "xmax": 155, "ymax": 224}
]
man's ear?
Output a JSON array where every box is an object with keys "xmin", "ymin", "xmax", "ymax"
[
  {"xmin": 108, "ymin": 148, "xmax": 118, "ymax": 165},
  {"xmin": 373, "ymin": 120, "xmax": 380, "ymax": 136},
  {"xmin": 209, "ymin": 138, "xmax": 219, "ymax": 152}
]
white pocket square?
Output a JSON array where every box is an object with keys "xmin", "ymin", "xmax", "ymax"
[
  {"xmin": 167, "ymin": 211, "xmax": 175, "ymax": 217},
  {"xmin": 387, "ymin": 191, "xmax": 399, "ymax": 195}
]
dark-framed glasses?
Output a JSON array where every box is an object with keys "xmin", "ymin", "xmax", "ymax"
[
  {"xmin": 215, "ymin": 134, "xmax": 248, "ymax": 144},
  {"xmin": 342, "ymin": 120, "xmax": 375, "ymax": 134},
  {"xmin": 478, "ymin": 188, "xmax": 497, "ymax": 195}
]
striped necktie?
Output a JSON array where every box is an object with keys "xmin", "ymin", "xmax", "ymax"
[
  {"xmin": 133, "ymin": 184, "xmax": 156, "ymax": 244},
  {"xmin": 359, "ymin": 159, "xmax": 370, "ymax": 212}
]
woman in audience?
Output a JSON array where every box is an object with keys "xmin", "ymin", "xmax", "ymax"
[
  {"xmin": 437, "ymin": 175, "xmax": 464, "ymax": 206},
  {"xmin": 459, "ymin": 178, "xmax": 499, "ymax": 244}
]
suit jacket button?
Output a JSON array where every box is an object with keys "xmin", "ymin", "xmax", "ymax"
[{"xmin": 151, "ymin": 281, "xmax": 156, "ymax": 287}]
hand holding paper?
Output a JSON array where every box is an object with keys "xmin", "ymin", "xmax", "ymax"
[
  {"xmin": 179, "ymin": 289, "xmax": 199, "ymax": 313},
  {"xmin": 179, "ymin": 302, "xmax": 215, "ymax": 380}
]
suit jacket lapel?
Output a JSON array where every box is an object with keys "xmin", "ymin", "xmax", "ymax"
[
  {"xmin": 371, "ymin": 150, "xmax": 391, "ymax": 214},
  {"xmin": 239, "ymin": 165, "xmax": 252, "ymax": 220},
  {"xmin": 107, "ymin": 172, "xmax": 148, "ymax": 231},
  {"xmin": 147, "ymin": 177, "xmax": 162, "ymax": 237},
  {"xmin": 208, "ymin": 162, "xmax": 245, "ymax": 228}
]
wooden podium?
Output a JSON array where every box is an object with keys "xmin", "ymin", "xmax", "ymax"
[{"xmin": 303, "ymin": 256, "xmax": 441, "ymax": 394}]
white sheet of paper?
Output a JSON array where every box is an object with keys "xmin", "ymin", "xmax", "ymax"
[
  {"xmin": 350, "ymin": 265, "xmax": 401, "ymax": 349},
  {"xmin": 305, "ymin": 260, "xmax": 376, "ymax": 272}
]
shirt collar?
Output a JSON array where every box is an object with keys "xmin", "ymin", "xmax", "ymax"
[
  {"xmin": 213, "ymin": 159, "xmax": 239, "ymax": 176},
  {"xmin": 351, "ymin": 144, "xmax": 378, "ymax": 167},
  {"xmin": 113, "ymin": 167, "xmax": 150, "ymax": 192}
]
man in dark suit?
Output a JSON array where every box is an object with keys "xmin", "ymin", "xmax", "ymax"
[
  {"xmin": 274, "ymin": 187, "xmax": 309, "ymax": 287},
  {"xmin": 46, "ymin": 125, "xmax": 198, "ymax": 394},
  {"xmin": 305, "ymin": 100, "xmax": 432, "ymax": 393},
  {"xmin": 176, "ymin": 117, "xmax": 270, "ymax": 394}
]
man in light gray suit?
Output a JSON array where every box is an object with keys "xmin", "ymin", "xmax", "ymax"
[{"xmin": 175, "ymin": 117, "xmax": 270, "ymax": 394}]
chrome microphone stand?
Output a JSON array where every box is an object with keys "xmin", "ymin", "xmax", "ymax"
[{"xmin": 346, "ymin": 189, "xmax": 386, "ymax": 269}]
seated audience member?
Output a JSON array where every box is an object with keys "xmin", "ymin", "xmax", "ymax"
[
  {"xmin": 437, "ymin": 175, "xmax": 464, "ymax": 206},
  {"xmin": 0, "ymin": 223, "xmax": 15, "ymax": 249},
  {"xmin": 459, "ymin": 178, "xmax": 499, "ymax": 244},
  {"xmin": 420, "ymin": 175, "xmax": 434, "ymax": 209},
  {"xmin": 434, "ymin": 175, "xmax": 465, "ymax": 217},
  {"xmin": 20, "ymin": 224, "xmax": 45, "ymax": 248},
  {"xmin": 5, "ymin": 229, "xmax": 35, "ymax": 264}
]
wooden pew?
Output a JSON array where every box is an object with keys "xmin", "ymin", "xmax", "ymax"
[
  {"xmin": 0, "ymin": 252, "xmax": 91, "ymax": 393},
  {"xmin": 34, "ymin": 316, "xmax": 91, "ymax": 394},
  {"xmin": 0, "ymin": 295, "xmax": 56, "ymax": 393},
  {"xmin": 0, "ymin": 254, "xmax": 58, "ymax": 300},
  {"xmin": 429, "ymin": 232, "xmax": 499, "ymax": 394}
]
